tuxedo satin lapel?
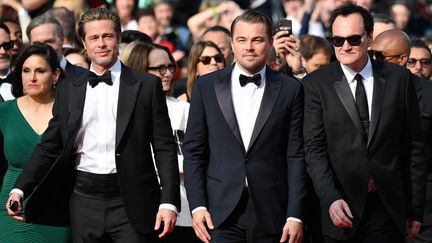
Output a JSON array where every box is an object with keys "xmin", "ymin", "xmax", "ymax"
[
  {"xmin": 116, "ymin": 65, "xmax": 141, "ymax": 148},
  {"xmin": 333, "ymin": 75, "xmax": 364, "ymax": 134},
  {"xmin": 214, "ymin": 67, "xmax": 244, "ymax": 151},
  {"xmin": 67, "ymin": 71, "xmax": 88, "ymax": 137},
  {"xmin": 248, "ymin": 69, "xmax": 280, "ymax": 152},
  {"xmin": 367, "ymin": 71, "xmax": 386, "ymax": 147}
]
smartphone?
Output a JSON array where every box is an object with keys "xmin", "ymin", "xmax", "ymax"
[
  {"xmin": 276, "ymin": 19, "xmax": 292, "ymax": 37},
  {"xmin": 9, "ymin": 201, "xmax": 19, "ymax": 212}
]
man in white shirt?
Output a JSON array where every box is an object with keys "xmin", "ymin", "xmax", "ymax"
[
  {"xmin": 184, "ymin": 10, "xmax": 306, "ymax": 243},
  {"xmin": 7, "ymin": 8, "xmax": 179, "ymax": 243}
]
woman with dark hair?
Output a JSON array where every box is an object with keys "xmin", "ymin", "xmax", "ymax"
[
  {"xmin": 113, "ymin": 0, "xmax": 138, "ymax": 31},
  {"xmin": 125, "ymin": 42, "xmax": 199, "ymax": 243},
  {"xmin": 0, "ymin": 44, "xmax": 70, "ymax": 242},
  {"xmin": 178, "ymin": 40, "xmax": 226, "ymax": 102}
]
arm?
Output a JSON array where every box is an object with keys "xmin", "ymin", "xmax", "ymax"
[
  {"xmin": 183, "ymin": 79, "xmax": 213, "ymax": 243},
  {"xmin": 303, "ymin": 78, "xmax": 342, "ymax": 209},
  {"xmin": 150, "ymin": 78, "xmax": 180, "ymax": 237},
  {"xmin": 20, "ymin": 0, "xmax": 48, "ymax": 12},
  {"xmin": 282, "ymin": 83, "xmax": 307, "ymax": 243}
]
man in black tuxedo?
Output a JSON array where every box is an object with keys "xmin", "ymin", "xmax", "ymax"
[
  {"xmin": 0, "ymin": 22, "xmax": 15, "ymax": 102},
  {"xmin": 6, "ymin": 8, "xmax": 179, "ymax": 243},
  {"xmin": 303, "ymin": 3, "xmax": 427, "ymax": 243},
  {"xmin": 183, "ymin": 10, "xmax": 306, "ymax": 243},
  {"xmin": 26, "ymin": 13, "xmax": 86, "ymax": 76},
  {"xmin": 371, "ymin": 29, "xmax": 432, "ymax": 243}
]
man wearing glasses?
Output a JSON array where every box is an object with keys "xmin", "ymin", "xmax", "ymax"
[
  {"xmin": 303, "ymin": 3, "xmax": 427, "ymax": 243},
  {"xmin": 370, "ymin": 29, "xmax": 432, "ymax": 243},
  {"xmin": 0, "ymin": 22, "xmax": 15, "ymax": 102},
  {"xmin": 407, "ymin": 39, "xmax": 432, "ymax": 80}
]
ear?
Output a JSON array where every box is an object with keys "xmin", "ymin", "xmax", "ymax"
[
  {"xmin": 399, "ymin": 54, "xmax": 408, "ymax": 66},
  {"xmin": 81, "ymin": 39, "xmax": 86, "ymax": 50}
]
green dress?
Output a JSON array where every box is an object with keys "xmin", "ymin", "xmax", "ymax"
[{"xmin": 0, "ymin": 100, "xmax": 71, "ymax": 243}]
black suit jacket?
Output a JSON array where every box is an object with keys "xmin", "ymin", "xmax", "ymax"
[
  {"xmin": 64, "ymin": 60, "xmax": 87, "ymax": 76},
  {"xmin": 414, "ymin": 77, "xmax": 432, "ymax": 226},
  {"xmin": 183, "ymin": 65, "xmax": 307, "ymax": 234},
  {"xmin": 303, "ymin": 60, "xmax": 427, "ymax": 239},
  {"xmin": 14, "ymin": 63, "xmax": 180, "ymax": 234}
]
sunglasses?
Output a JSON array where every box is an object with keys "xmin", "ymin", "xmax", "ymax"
[
  {"xmin": 0, "ymin": 41, "xmax": 14, "ymax": 51},
  {"xmin": 407, "ymin": 58, "xmax": 431, "ymax": 67},
  {"xmin": 198, "ymin": 54, "xmax": 224, "ymax": 65},
  {"xmin": 368, "ymin": 50, "xmax": 403, "ymax": 61},
  {"xmin": 147, "ymin": 64, "xmax": 176, "ymax": 75},
  {"xmin": 329, "ymin": 32, "xmax": 366, "ymax": 47}
]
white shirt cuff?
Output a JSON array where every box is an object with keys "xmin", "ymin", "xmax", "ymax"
[
  {"xmin": 10, "ymin": 188, "xmax": 24, "ymax": 198},
  {"xmin": 287, "ymin": 217, "xmax": 302, "ymax": 224},
  {"xmin": 159, "ymin": 203, "xmax": 178, "ymax": 214},
  {"xmin": 192, "ymin": 206, "xmax": 207, "ymax": 214}
]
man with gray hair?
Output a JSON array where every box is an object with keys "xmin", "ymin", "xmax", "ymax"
[{"xmin": 26, "ymin": 14, "xmax": 85, "ymax": 75}]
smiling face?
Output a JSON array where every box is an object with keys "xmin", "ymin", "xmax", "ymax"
[
  {"xmin": 22, "ymin": 55, "xmax": 60, "ymax": 99},
  {"xmin": 82, "ymin": 20, "xmax": 119, "ymax": 73},
  {"xmin": 231, "ymin": 21, "xmax": 272, "ymax": 75},
  {"xmin": 332, "ymin": 13, "xmax": 371, "ymax": 72},
  {"xmin": 196, "ymin": 46, "xmax": 225, "ymax": 76},
  {"xmin": 0, "ymin": 28, "xmax": 11, "ymax": 75}
]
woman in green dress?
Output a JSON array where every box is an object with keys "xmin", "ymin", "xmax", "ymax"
[{"xmin": 0, "ymin": 44, "xmax": 72, "ymax": 242}]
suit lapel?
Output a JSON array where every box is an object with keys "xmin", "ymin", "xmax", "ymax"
[
  {"xmin": 367, "ymin": 61, "xmax": 386, "ymax": 147},
  {"xmin": 67, "ymin": 71, "xmax": 88, "ymax": 137},
  {"xmin": 214, "ymin": 66, "xmax": 244, "ymax": 151},
  {"xmin": 115, "ymin": 65, "xmax": 141, "ymax": 148},
  {"xmin": 247, "ymin": 67, "xmax": 280, "ymax": 152},
  {"xmin": 333, "ymin": 66, "xmax": 364, "ymax": 134}
]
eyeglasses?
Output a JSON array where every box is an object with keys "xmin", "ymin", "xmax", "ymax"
[
  {"xmin": 329, "ymin": 32, "xmax": 367, "ymax": 47},
  {"xmin": 368, "ymin": 50, "xmax": 403, "ymax": 61},
  {"xmin": 407, "ymin": 58, "xmax": 431, "ymax": 67},
  {"xmin": 0, "ymin": 41, "xmax": 14, "ymax": 51},
  {"xmin": 198, "ymin": 54, "xmax": 224, "ymax": 65},
  {"xmin": 147, "ymin": 64, "xmax": 176, "ymax": 75}
]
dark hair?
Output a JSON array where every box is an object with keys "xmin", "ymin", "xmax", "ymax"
[
  {"xmin": 47, "ymin": 7, "xmax": 76, "ymax": 44},
  {"xmin": 231, "ymin": 10, "xmax": 273, "ymax": 42},
  {"xmin": 300, "ymin": 35, "xmax": 333, "ymax": 60},
  {"xmin": 11, "ymin": 44, "xmax": 62, "ymax": 97},
  {"xmin": 0, "ymin": 22, "xmax": 10, "ymax": 35},
  {"xmin": 187, "ymin": 41, "xmax": 225, "ymax": 98},
  {"xmin": 410, "ymin": 39, "xmax": 432, "ymax": 58},
  {"xmin": 78, "ymin": 8, "xmax": 121, "ymax": 40},
  {"xmin": 135, "ymin": 8, "xmax": 156, "ymax": 21},
  {"xmin": 27, "ymin": 14, "xmax": 64, "ymax": 41},
  {"xmin": 329, "ymin": 2, "xmax": 374, "ymax": 36},
  {"xmin": 121, "ymin": 30, "xmax": 152, "ymax": 44},
  {"xmin": 0, "ymin": 17, "xmax": 19, "ymax": 27},
  {"xmin": 372, "ymin": 13, "xmax": 395, "ymax": 25},
  {"xmin": 202, "ymin": 25, "xmax": 231, "ymax": 38}
]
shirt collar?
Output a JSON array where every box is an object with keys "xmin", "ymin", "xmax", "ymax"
[
  {"xmin": 340, "ymin": 56, "xmax": 373, "ymax": 83},
  {"xmin": 60, "ymin": 56, "xmax": 68, "ymax": 71},
  {"xmin": 0, "ymin": 69, "xmax": 11, "ymax": 79}
]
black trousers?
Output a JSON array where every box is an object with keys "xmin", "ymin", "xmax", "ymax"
[
  {"xmin": 69, "ymin": 171, "xmax": 157, "ymax": 243},
  {"xmin": 210, "ymin": 189, "xmax": 283, "ymax": 243},
  {"xmin": 324, "ymin": 192, "xmax": 404, "ymax": 243}
]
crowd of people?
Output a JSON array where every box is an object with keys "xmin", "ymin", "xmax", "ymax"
[{"xmin": 0, "ymin": 0, "xmax": 430, "ymax": 243}]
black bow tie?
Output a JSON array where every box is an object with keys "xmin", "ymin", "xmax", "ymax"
[
  {"xmin": 88, "ymin": 71, "xmax": 113, "ymax": 88},
  {"xmin": 0, "ymin": 76, "xmax": 10, "ymax": 85},
  {"xmin": 239, "ymin": 74, "xmax": 261, "ymax": 87}
]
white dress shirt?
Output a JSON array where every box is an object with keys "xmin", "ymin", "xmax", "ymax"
[
  {"xmin": 60, "ymin": 56, "xmax": 67, "ymax": 71},
  {"xmin": 74, "ymin": 59, "xmax": 120, "ymax": 173},
  {"xmin": 193, "ymin": 64, "xmax": 301, "ymax": 223},
  {"xmin": 0, "ymin": 69, "xmax": 13, "ymax": 101},
  {"xmin": 340, "ymin": 57, "xmax": 374, "ymax": 118}
]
